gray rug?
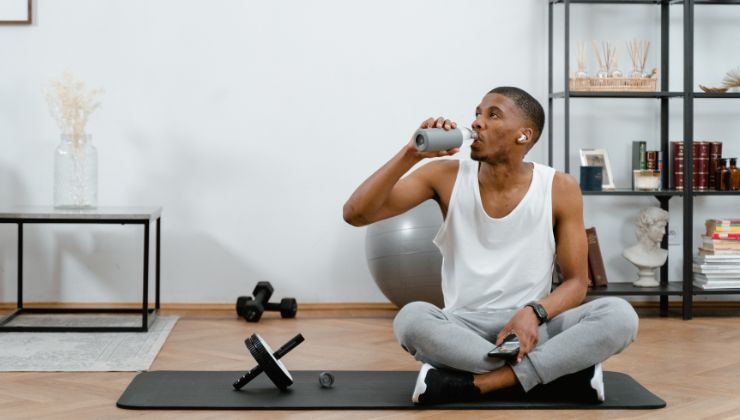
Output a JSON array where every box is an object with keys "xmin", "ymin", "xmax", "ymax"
[{"xmin": 0, "ymin": 315, "xmax": 178, "ymax": 371}]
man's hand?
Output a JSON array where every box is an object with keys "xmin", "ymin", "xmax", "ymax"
[
  {"xmin": 405, "ymin": 116, "xmax": 461, "ymax": 159},
  {"xmin": 496, "ymin": 306, "xmax": 540, "ymax": 363}
]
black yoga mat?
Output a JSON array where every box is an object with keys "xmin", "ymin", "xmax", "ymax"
[{"xmin": 117, "ymin": 370, "xmax": 665, "ymax": 410}]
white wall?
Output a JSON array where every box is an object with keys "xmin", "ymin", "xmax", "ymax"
[
  {"xmin": 0, "ymin": 1, "xmax": 737, "ymax": 304},
  {"xmin": 0, "ymin": 0, "xmax": 547, "ymax": 303}
]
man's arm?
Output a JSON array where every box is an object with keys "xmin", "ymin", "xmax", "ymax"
[
  {"xmin": 343, "ymin": 118, "xmax": 459, "ymax": 227},
  {"xmin": 537, "ymin": 172, "xmax": 589, "ymax": 319}
]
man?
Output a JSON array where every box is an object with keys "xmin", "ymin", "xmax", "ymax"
[{"xmin": 343, "ymin": 87, "xmax": 638, "ymax": 405}]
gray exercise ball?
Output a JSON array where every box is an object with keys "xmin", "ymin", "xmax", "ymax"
[{"xmin": 365, "ymin": 199, "xmax": 444, "ymax": 308}]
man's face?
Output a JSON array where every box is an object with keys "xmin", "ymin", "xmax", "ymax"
[{"xmin": 470, "ymin": 93, "xmax": 525, "ymax": 163}]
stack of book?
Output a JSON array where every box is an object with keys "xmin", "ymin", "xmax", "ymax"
[{"xmin": 693, "ymin": 219, "xmax": 740, "ymax": 289}]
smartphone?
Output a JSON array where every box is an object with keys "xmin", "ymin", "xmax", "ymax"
[{"xmin": 487, "ymin": 333, "xmax": 520, "ymax": 359}]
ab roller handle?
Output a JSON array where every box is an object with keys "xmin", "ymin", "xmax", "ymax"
[{"xmin": 414, "ymin": 127, "xmax": 476, "ymax": 152}]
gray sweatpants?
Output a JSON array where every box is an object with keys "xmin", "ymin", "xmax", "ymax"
[{"xmin": 393, "ymin": 297, "xmax": 638, "ymax": 392}]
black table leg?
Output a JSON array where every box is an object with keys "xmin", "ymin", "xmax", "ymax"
[
  {"xmin": 156, "ymin": 217, "xmax": 161, "ymax": 311},
  {"xmin": 142, "ymin": 221, "xmax": 150, "ymax": 331},
  {"xmin": 17, "ymin": 222, "xmax": 23, "ymax": 310}
]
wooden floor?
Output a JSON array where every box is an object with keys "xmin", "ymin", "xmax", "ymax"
[{"xmin": 1, "ymin": 306, "xmax": 740, "ymax": 419}]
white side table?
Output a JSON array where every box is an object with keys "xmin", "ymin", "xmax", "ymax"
[{"xmin": 0, "ymin": 206, "xmax": 162, "ymax": 332}]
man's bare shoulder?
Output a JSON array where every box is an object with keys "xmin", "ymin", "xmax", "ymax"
[
  {"xmin": 552, "ymin": 170, "xmax": 581, "ymax": 195},
  {"xmin": 552, "ymin": 171, "xmax": 583, "ymax": 212}
]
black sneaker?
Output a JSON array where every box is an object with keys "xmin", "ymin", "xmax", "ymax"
[
  {"xmin": 412, "ymin": 363, "xmax": 482, "ymax": 405},
  {"xmin": 528, "ymin": 363, "xmax": 605, "ymax": 403}
]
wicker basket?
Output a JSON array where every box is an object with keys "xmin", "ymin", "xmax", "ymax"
[{"xmin": 569, "ymin": 76, "xmax": 657, "ymax": 92}]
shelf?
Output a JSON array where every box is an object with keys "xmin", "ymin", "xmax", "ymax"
[
  {"xmin": 587, "ymin": 282, "xmax": 683, "ymax": 296},
  {"xmin": 551, "ymin": 0, "xmax": 661, "ymax": 4},
  {"xmin": 582, "ymin": 190, "xmax": 740, "ymax": 197},
  {"xmin": 583, "ymin": 189, "xmax": 682, "ymax": 196},
  {"xmin": 551, "ymin": 91, "xmax": 683, "ymax": 99},
  {"xmin": 551, "ymin": 0, "xmax": 740, "ymax": 4},
  {"xmin": 549, "ymin": 0, "xmax": 740, "ymax": 318},
  {"xmin": 672, "ymin": 0, "xmax": 740, "ymax": 4},
  {"xmin": 693, "ymin": 190, "xmax": 740, "ymax": 196},
  {"xmin": 694, "ymin": 92, "xmax": 740, "ymax": 99}
]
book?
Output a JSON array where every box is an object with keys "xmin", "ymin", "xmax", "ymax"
[
  {"xmin": 709, "ymin": 141, "xmax": 722, "ymax": 188},
  {"xmin": 706, "ymin": 218, "xmax": 740, "ymax": 225},
  {"xmin": 585, "ymin": 227, "xmax": 607, "ymax": 287},
  {"xmin": 695, "ymin": 272, "xmax": 740, "ymax": 280},
  {"xmin": 694, "ymin": 276, "xmax": 740, "ymax": 284},
  {"xmin": 693, "ymin": 141, "xmax": 710, "ymax": 190},
  {"xmin": 692, "ymin": 264, "xmax": 740, "ymax": 274},
  {"xmin": 693, "ymin": 281, "xmax": 740, "ymax": 290},
  {"xmin": 711, "ymin": 232, "xmax": 740, "ymax": 240},
  {"xmin": 671, "ymin": 141, "xmax": 684, "ymax": 190},
  {"xmin": 694, "ymin": 273, "xmax": 740, "ymax": 283},
  {"xmin": 708, "ymin": 226, "xmax": 740, "ymax": 234},
  {"xmin": 698, "ymin": 247, "xmax": 740, "ymax": 256},
  {"xmin": 701, "ymin": 236, "xmax": 740, "ymax": 251},
  {"xmin": 631, "ymin": 141, "xmax": 646, "ymax": 189},
  {"xmin": 694, "ymin": 254, "xmax": 740, "ymax": 263},
  {"xmin": 694, "ymin": 257, "xmax": 740, "ymax": 266},
  {"xmin": 706, "ymin": 219, "xmax": 740, "ymax": 235}
]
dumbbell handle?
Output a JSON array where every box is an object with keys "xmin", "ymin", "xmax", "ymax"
[
  {"xmin": 264, "ymin": 300, "xmax": 295, "ymax": 311},
  {"xmin": 253, "ymin": 288, "xmax": 270, "ymax": 304},
  {"xmin": 232, "ymin": 333, "xmax": 305, "ymax": 390}
]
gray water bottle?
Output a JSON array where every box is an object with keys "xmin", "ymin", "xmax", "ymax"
[{"xmin": 414, "ymin": 127, "xmax": 476, "ymax": 152}]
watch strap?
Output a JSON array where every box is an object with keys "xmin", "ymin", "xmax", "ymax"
[{"xmin": 526, "ymin": 301, "xmax": 548, "ymax": 325}]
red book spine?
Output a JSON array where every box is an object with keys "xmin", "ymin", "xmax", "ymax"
[
  {"xmin": 709, "ymin": 141, "xmax": 722, "ymax": 190},
  {"xmin": 693, "ymin": 141, "xmax": 710, "ymax": 191},
  {"xmin": 672, "ymin": 141, "xmax": 684, "ymax": 190},
  {"xmin": 711, "ymin": 232, "xmax": 740, "ymax": 240},
  {"xmin": 586, "ymin": 227, "xmax": 608, "ymax": 288}
]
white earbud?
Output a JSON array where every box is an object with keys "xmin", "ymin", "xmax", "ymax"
[{"xmin": 517, "ymin": 134, "xmax": 527, "ymax": 143}]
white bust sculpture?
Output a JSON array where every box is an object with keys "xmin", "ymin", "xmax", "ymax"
[{"xmin": 623, "ymin": 207, "xmax": 669, "ymax": 287}]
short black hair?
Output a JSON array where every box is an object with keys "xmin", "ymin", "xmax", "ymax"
[{"xmin": 488, "ymin": 87, "xmax": 545, "ymax": 144}]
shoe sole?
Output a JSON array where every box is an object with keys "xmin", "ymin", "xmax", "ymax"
[{"xmin": 412, "ymin": 363, "xmax": 434, "ymax": 404}]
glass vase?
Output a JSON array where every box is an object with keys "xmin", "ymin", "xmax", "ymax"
[{"xmin": 54, "ymin": 133, "xmax": 98, "ymax": 209}]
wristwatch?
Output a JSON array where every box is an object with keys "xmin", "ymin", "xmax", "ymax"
[{"xmin": 525, "ymin": 301, "xmax": 548, "ymax": 325}]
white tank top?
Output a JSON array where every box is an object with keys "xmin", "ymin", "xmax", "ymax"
[{"xmin": 433, "ymin": 159, "xmax": 557, "ymax": 313}]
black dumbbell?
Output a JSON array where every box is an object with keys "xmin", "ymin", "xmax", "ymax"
[
  {"xmin": 232, "ymin": 333, "xmax": 305, "ymax": 391},
  {"xmin": 236, "ymin": 281, "xmax": 298, "ymax": 322}
]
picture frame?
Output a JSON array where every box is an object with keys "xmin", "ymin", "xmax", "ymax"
[
  {"xmin": 580, "ymin": 148, "xmax": 615, "ymax": 190},
  {"xmin": 0, "ymin": 0, "xmax": 32, "ymax": 25}
]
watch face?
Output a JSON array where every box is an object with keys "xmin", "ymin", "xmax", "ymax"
[{"xmin": 529, "ymin": 303, "xmax": 546, "ymax": 322}]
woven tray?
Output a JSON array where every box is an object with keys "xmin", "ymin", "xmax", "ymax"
[{"xmin": 569, "ymin": 77, "xmax": 657, "ymax": 92}]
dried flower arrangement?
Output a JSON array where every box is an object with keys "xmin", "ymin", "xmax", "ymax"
[
  {"xmin": 570, "ymin": 40, "xmax": 656, "ymax": 92},
  {"xmin": 591, "ymin": 41, "xmax": 610, "ymax": 77},
  {"xmin": 44, "ymin": 71, "xmax": 104, "ymax": 147},
  {"xmin": 722, "ymin": 67, "xmax": 740, "ymax": 88},
  {"xmin": 626, "ymin": 39, "xmax": 651, "ymax": 78},
  {"xmin": 700, "ymin": 67, "xmax": 740, "ymax": 93}
]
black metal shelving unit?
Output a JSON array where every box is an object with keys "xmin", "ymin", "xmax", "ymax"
[{"xmin": 548, "ymin": 0, "xmax": 740, "ymax": 319}]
